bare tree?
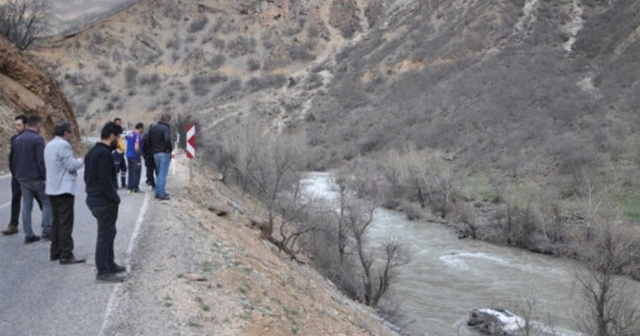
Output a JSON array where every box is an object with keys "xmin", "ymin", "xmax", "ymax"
[
  {"xmin": 0, "ymin": 0, "xmax": 49, "ymax": 50},
  {"xmin": 335, "ymin": 175, "xmax": 351, "ymax": 263},
  {"xmin": 456, "ymin": 202, "xmax": 478, "ymax": 239},
  {"xmin": 575, "ymin": 221, "xmax": 640, "ymax": 336},
  {"xmin": 343, "ymin": 198, "xmax": 411, "ymax": 307},
  {"xmin": 386, "ymin": 146, "xmax": 457, "ymax": 218}
]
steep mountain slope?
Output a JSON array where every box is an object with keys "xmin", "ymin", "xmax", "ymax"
[
  {"xmin": 31, "ymin": 0, "xmax": 640, "ymax": 198},
  {"xmin": 304, "ymin": 0, "xmax": 640, "ymax": 187},
  {"xmin": 0, "ymin": 36, "xmax": 82, "ymax": 173}
]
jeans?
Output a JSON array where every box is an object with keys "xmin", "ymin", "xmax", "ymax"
[
  {"xmin": 89, "ymin": 203, "xmax": 119, "ymax": 275},
  {"xmin": 10, "ymin": 176, "xmax": 42, "ymax": 226},
  {"xmin": 49, "ymin": 194, "xmax": 75, "ymax": 259},
  {"xmin": 154, "ymin": 152, "xmax": 170, "ymax": 198},
  {"xmin": 127, "ymin": 157, "xmax": 142, "ymax": 190},
  {"xmin": 112, "ymin": 151, "xmax": 127, "ymax": 187},
  {"xmin": 18, "ymin": 179, "xmax": 51, "ymax": 238}
]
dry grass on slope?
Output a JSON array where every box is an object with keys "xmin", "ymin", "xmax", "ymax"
[{"xmin": 106, "ymin": 156, "xmax": 394, "ymax": 336}]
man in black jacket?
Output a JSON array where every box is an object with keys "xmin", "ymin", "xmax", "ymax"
[
  {"xmin": 85, "ymin": 122, "xmax": 126, "ymax": 283},
  {"xmin": 2, "ymin": 115, "xmax": 27, "ymax": 235},
  {"xmin": 149, "ymin": 113, "xmax": 173, "ymax": 200},
  {"xmin": 12, "ymin": 115, "xmax": 52, "ymax": 244}
]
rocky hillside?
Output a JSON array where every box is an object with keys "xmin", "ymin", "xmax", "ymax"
[
  {"xmin": 0, "ymin": 36, "xmax": 82, "ymax": 173},
  {"xmin": 27, "ymin": 0, "xmax": 640, "ymax": 200},
  {"xmin": 30, "ymin": 0, "xmax": 359, "ymax": 131}
]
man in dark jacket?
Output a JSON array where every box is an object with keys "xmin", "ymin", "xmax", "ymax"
[
  {"xmin": 12, "ymin": 114, "xmax": 52, "ymax": 244},
  {"xmin": 149, "ymin": 113, "xmax": 173, "ymax": 200},
  {"xmin": 85, "ymin": 122, "xmax": 126, "ymax": 283},
  {"xmin": 2, "ymin": 115, "xmax": 27, "ymax": 235}
]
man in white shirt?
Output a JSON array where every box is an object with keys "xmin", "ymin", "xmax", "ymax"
[{"xmin": 44, "ymin": 122, "xmax": 84, "ymax": 264}]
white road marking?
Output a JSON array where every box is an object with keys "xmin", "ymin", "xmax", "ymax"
[{"xmin": 98, "ymin": 190, "xmax": 151, "ymax": 336}]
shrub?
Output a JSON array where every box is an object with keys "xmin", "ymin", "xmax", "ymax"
[
  {"xmin": 246, "ymin": 75, "xmax": 287, "ymax": 93},
  {"xmin": 190, "ymin": 74, "xmax": 227, "ymax": 96},
  {"xmin": 208, "ymin": 54, "xmax": 225, "ymax": 69},
  {"xmin": 247, "ymin": 58, "xmax": 260, "ymax": 71},
  {"xmin": 138, "ymin": 73, "xmax": 161, "ymax": 86},
  {"xmin": 187, "ymin": 16, "xmax": 208, "ymax": 33},
  {"xmin": 227, "ymin": 36, "xmax": 256, "ymax": 56},
  {"xmin": 124, "ymin": 66, "xmax": 138, "ymax": 87}
]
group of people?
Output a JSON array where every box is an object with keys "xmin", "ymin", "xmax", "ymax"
[
  {"xmin": 110, "ymin": 115, "xmax": 173, "ymax": 200},
  {"xmin": 2, "ymin": 113, "xmax": 174, "ymax": 283}
]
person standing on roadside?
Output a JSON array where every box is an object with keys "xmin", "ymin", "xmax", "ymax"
[
  {"xmin": 112, "ymin": 118, "xmax": 127, "ymax": 189},
  {"xmin": 85, "ymin": 122, "xmax": 126, "ymax": 283},
  {"xmin": 2, "ymin": 115, "xmax": 28, "ymax": 235},
  {"xmin": 45, "ymin": 122, "xmax": 85, "ymax": 264},
  {"xmin": 125, "ymin": 122, "xmax": 144, "ymax": 193},
  {"xmin": 142, "ymin": 123, "xmax": 156, "ymax": 189},
  {"xmin": 12, "ymin": 114, "xmax": 52, "ymax": 244},
  {"xmin": 150, "ymin": 113, "xmax": 172, "ymax": 200}
]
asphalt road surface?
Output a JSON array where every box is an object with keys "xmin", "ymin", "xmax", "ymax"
[{"xmin": 0, "ymin": 170, "xmax": 151, "ymax": 336}]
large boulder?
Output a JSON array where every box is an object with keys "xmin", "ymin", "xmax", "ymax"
[{"xmin": 467, "ymin": 308, "xmax": 525, "ymax": 336}]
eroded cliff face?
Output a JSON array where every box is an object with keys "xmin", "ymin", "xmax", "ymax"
[{"xmin": 0, "ymin": 36, "xmax": 82, "ymax": 173}]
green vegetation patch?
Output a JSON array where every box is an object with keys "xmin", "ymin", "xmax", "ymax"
[
  {"xmin": 613, "ymin": 194, "xmax": 640, "ymax": 223},
  {"xmin": 464, "ymin": 175, "xmax": 498, "ymax": 201}
]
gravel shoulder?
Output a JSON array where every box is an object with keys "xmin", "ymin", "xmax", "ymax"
[{"xmin": 104, "ymin": 157, "xmax": 396, "ymax": 336}]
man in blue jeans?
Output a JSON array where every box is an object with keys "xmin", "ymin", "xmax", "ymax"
[
  {"xmin": 12, "ymin": 114, "xmax": 52, "ymax": 244},
  {"xmin": 125, "ymin": 122, "xmax": 144, "ymax": 193},
  {"xmin": 149, "ymin": 113, "xmax": 172, "ymax": 200},
  {"xmin": 85, "ymin": 122, "xmax": 126, "ymax": 283}
]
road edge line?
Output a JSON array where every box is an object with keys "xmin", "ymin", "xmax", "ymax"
[{"xmin": 99, "ymin": 191, "xmax": 151, "ymax": 336}]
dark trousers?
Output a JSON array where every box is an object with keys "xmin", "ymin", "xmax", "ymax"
[
  {"xmin": 89, "ymin": 203, "xmax": 119, "ymax": 275},
  {"xmin": 10, "ymin": 176, "xmax": 21, "ymax": 225},
  {"xmin": 127, "ymin": 157, "xmax": 142, "ymax": 190},
  {"xmin": 10, "ymin": 176, "xmax": 42, "ymax": 226},
  {"xmin": 144, "ymin": 156, "xmax": 156, "ymax": 187},
  {"xmin": 49, "ymin": 194, "xmax": 75, "ymax": 259}
]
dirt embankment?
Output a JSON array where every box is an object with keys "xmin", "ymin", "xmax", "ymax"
[
  {"xmin": 105, "ymin": 157, "xmax": 397, "ymax": 336},
  {"xmin": 0, "ymin": 36, "xmax": 82, "ymax": 173}
]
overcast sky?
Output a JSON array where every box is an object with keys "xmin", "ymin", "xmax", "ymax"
[{"xmin": 49, "ymin": 0, "xmax": 135, "ymax": 21}]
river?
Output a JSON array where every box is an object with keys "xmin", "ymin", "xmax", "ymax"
[{"xmin": 301, "ymin": 172, "xmax": 639, "ymax": 336}]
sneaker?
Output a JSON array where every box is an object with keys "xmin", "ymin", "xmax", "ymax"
[
  {"xmin": 41, "ymin": 233, "xmax": 51, "ymax": 241},
  {"xmin": 1, "ymin": 224, "xmax": 18, "ymax": 235},
  {"xmin": 96, "ymin": 273, "xmax": 125, "ymax": 283},
  {"xmin": 155, "ymin": 195, "xmax": 171, "ymax": 200},
  {"xmin": 24, "ymin": 235, "xmax": 41, "ymax": 244},
  {"xmin": 110, "ymin": 263, "xmax": 127, "ymax": 274}
]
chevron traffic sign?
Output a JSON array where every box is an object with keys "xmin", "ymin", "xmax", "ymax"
[{"xmin": 186, "ymin": 124, "xmax": 196, "ymax": 159}]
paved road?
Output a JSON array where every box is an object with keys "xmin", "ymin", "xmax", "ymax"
[{"xmin": 0, "ymin": 171, "xmax": 151, "ymax": 336}]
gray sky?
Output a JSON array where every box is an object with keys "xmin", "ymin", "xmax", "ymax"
[{"xmin": 49, "ymin": 0, "xmax": 134, "ymax": 21}]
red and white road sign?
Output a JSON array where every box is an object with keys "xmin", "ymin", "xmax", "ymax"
[{"xmin": 186, "ymin": 124, "xmax": 196, "ymax": 159}]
